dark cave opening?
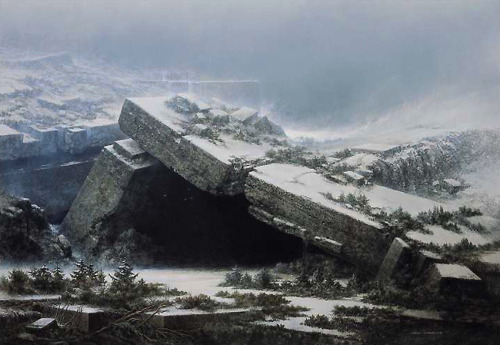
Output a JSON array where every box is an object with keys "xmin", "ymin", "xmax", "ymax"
[{"xmin": 119, "ymin": 164, "xmax": 306, "ymax": 267}]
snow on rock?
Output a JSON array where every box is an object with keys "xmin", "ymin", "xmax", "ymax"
[
  {"xmin": 246, "ymin": 163, "xmax": 388, "ymax": 273},
  {"xmin": 119, "ymin": 95, "xmax": 277, "ymax": 195},
  {"xmin": 407, "ymin": 225, "xmax": 492, "ymax": 246},
  {"xmin": 434, "ymin": 263, "xmax": 481, "ymax": 280}
]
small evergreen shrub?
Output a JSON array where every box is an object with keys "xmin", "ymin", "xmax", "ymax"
[{"xmin": 176, "ymin": 294, "xmax": 221, "ymax": 311}]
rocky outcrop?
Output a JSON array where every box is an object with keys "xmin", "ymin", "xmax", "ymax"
[
  {"xmin": 372, "ymin": 130, "xmax": 500, "ymax": 193},
  {"xmin": 0, "ymin": 193, "xmax": 71, "ymax": 262}
]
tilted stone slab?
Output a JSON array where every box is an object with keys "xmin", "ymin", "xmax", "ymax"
[
  {"xmin": 61, "ymin": 139, "xmax": 160, "ymax": 251},
  {"xmin": 376, "ymin": 237, "xmax": 412, "ymax": 283},
  {"xmin": 245, "ymin": 163, "xmax": 389, "ymax": 274},
  {"xmin": 119, "ymin": 96, "xmax": 272, "ymax": 195}
]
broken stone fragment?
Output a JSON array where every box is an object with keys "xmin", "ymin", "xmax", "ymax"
[
  {"xmin": 425, "ymin": 263, "xmax": 485, "ymax": 297},
  {"xmin": 414, "ymin": 249, "xmax": 443, "ymax": 275},
  {"xmin": 26, "ymin": 318, "xmax": 58, "ymax": 333},
  {"xmin": 376, "ymin": 237, "xmax": 412, "ymax": 283}
]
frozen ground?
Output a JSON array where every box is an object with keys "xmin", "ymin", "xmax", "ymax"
[{"xmin": 0, "ymin": 266, "xmax": 370, "ymax": 335}]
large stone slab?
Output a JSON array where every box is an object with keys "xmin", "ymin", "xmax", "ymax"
[
  {"xmin": 61, "ymin": 139, "xmax": 160, "ymax": 252},
  {"xmin": 118, "ymin": 96, "xmax": 272, "ymax": 195},
  {"xmin": 245, "ymin": 163, "xmax": 389, "ymax": 274}
]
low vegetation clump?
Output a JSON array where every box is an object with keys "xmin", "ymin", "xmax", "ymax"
[
  {"xmin": 265, "ymin": 146, "xmax": 328, "ymax": 171},
  {"xmin": 0, "ymin": 260, "xmax": 185, "ymax": 310},
  {"xmin": 221, "ymin": 268, "xmax": 276, "ymax": 289},
  {"xmin": 325, "ymin": 190, "xmax": 487, "ymax": 237},
  {"xmin": 0, "ymin": 265, "xmax": 68, "ymax": 295},
  {"xmin": 175, "ymin": 294, "xmax": 223, "ymax": 311},
  {"xmin": 416, "ymin": 206, "xmax": 486, "ymax": 234},
  {"xmin": 221, "ymin": 257, "xmax": 364, "ymax": 300}
]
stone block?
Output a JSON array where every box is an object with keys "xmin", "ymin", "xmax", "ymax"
[
  {"xmin": 426, "ymin": 263, "xmax": 485, "ymax": 297},
  {"xmin": 85, "ymin": 120, "xmax": 127, "ymax": 147},
  {"xmin": 51, "ymin": 305, "xmax": 109, "ymax": 332},
  {"xmin": 57, "ymin": 126, "xmax": 89, "ymax": 154},
  {"xmin": 26, "ymin": 318, "xmax": 57, "ymax": 333},
  {"xmin": 376, "ymin": 237, "xmax": 412, "ymax": 283},
  {"xmin": 415, "ymin": 249, "xmax": 444, "ymax": 275},
  {"xmin": 0, "ymin": 124, "xmax": 23, "ymax": 161}
]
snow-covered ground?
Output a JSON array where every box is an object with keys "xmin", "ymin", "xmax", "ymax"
[{"xmin": 0, "ymin": 266, "xmax": 371, "ymax": 335}]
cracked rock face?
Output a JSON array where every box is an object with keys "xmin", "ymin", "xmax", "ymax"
[{"xmin": 0, "ymin": 193, "xmax": 71, "ymax": 262}]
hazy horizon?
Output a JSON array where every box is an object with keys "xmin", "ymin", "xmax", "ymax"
[{"xmin": 1, "ymin": 0, "xmax": 498, "ymax": 129}]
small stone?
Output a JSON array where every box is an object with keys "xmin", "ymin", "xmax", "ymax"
[
  {"xmin": 26, "ymin": 318, "xmax": 58, "ymax": 333},
  {"xmin": 415, "ymin": 249, "xmax": 443, "ymax": 275}
]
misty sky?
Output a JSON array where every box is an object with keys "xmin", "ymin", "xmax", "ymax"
[{"xmin": 0, "ymin": 0, "xmax": 498, "ymax": 127}]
